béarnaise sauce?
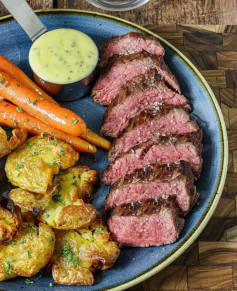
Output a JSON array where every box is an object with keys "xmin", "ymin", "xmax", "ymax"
[{"xmin": 29, "ymin": 28, "xmax": 98, "ymax": 84}]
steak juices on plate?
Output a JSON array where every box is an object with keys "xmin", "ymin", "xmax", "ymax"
[{"xmin": 91, "ymin": 32, "xmax": 203, "ymax": 247}]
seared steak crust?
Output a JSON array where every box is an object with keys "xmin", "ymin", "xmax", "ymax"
[
  {"xmin": 117, "ymin": 161, "xmax": 191, "ymax": 183},
  {"xmin": 108, "ymin": 106, "xmax": 200, "ymax": 162},
  {"xmin": 101, "ymin": 69, "xmax": 191, "ymax": 137},
  {"xmin": 103, "ymin": 161, "xmax": 199, "ymax": 215},
  {"xmin": 92, "ymin": 52, "xmax": 181, "ymax": 105},
  {"xmin": 110, "ymin": 197, "xmax": 176, "ymax": 216},
  {"xmin": 99, "ymin": 32, "xmax": 165, "ymax": 68},
  {"xmin": 107, "ymin": 197, "xmax": 185, "ymax": 247},
  {"xmin": 103, "ymin": 130, "xmax": 203, "ymax": 185}
]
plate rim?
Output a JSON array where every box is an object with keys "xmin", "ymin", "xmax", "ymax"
[{"xmin": 0, "ymin": 9, "xmax": 228, "ymax": 291}]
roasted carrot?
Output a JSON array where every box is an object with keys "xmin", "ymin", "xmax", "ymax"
[
  {"xmin": 0, "ymin": 57, "xmax": 110, "ymax": 150},
  {"xmin": 0, "ymin": 99, "xmax": 96, "ymax": 153},
  {"xmin": 81, "ymin": 128, "xmax": 111, "ymax": 150},
  {"xmin": 0, "ymin": 55, "xmax": 58, "ymax": 104},
  {"xmin": 0, "ymin": 71, "xmax": 86, "ymax": 136}
]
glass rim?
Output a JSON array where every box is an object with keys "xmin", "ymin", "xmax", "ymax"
[{"xmin": 85, "ymin": 0, "xmax": 150, "ymax": 11}]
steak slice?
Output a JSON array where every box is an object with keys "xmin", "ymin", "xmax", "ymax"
[
  {"xmin": 100, "ymin": 69, "xmax": 191, "ymax": 138},
  {"xmin": 102, "ymin": 130, "xmax": 203, "ymax": 185},
  {"xmin": 108, "ymin": 106, "xmax": 200, "ymax": 162},
  {"xmin": 92, "ymin": 52, "xmax": 180, "ymax": 105},
  {"xmin": 99, "ymin": 32, "xmax": 165, "ymax": 68},
  {"xmin": 103, "ymin": 161, "xmax": 199, "ymax": 216},
  {"xmin": 107, "ymin": 198, "xmax": 184, "ymax": 247}
]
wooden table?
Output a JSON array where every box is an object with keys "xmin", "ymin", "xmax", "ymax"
[{"xmin": 1, "ymin": 1, "xmax": 237, "ymax": 290}]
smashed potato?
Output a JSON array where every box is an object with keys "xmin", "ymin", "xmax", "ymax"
[
  {"xmin": 9, "ymin": 188, "xmax": 54, "ymax": 211},
  {"xmin": 39, "ymin": 199, "xmax": 98, "ymax": 230},
  {"xmin": 5, "ymin": 136, "xmax": 79, "ymax": 194},
  {"xmin": 7, "ymin": 128, "xmax": 28, "ymax": 151},
  {"xmin": 0, "ymin": 127, "xmax": 28, "ymax": 158},
  {"xmin": 49, "ymin": 218, "xmax": 120, "ymax": 285},
  {"xmin": 0, "ymin": 197, "xmax": 22, "ymax": 245},
  {"xmin": 62, "ymin": 166, "xmax": 99, "ymax": 202},
  {"xmin": 0, "ymin": 127, "xmax": 10, "ymax": 158},
  {"xmin": 10, "ymin": 166, "xmax": 99, "ymax": 229},
  {"xmin": 0, "ymin": 212, "xmax": 55, "ymax": 281}
]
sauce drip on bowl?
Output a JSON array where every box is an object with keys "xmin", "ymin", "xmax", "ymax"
[{"xmin": 29, "ymin": 28, "xmax": 98, "ymax": 84}]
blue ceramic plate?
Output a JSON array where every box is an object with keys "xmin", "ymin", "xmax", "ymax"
[{"xmin": 0, "ymin": 10, "xmax": 228, "ymax": 291}]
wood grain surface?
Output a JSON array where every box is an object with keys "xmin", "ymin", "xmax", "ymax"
[{"xmin": 0, "ymin": 1, "xmax": 237, "ymax": 290}]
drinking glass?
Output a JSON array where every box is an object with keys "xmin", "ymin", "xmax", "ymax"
[{"xmin": 85, "ymin": 0, "xmax": 150, "ymax": 11}]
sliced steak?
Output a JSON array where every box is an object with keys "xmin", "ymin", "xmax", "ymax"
[
  {"xmin": 108, "ymin": 106, "xmax": 200, "ymax": 162},
  {"xmin": 99, "ymin": 32, "xmax": 165, "ymax": 68},
  {"xmin": 100, "ymin": 69, "xmax": 191, "ymax": 138},
  {"xmin": 103, "ymin": 161, "xmax": 199, "ymax": 216},
  {"xmin": 92, "ymin": 52, "xmax": 180, "ymax": 105},
  {"xmin": 102, "ymin": 130, "xmax": 203, "ymax": 185},
  {"xmin": 107, "ymin": 198, "xmax": 184, "ymax": 247}
]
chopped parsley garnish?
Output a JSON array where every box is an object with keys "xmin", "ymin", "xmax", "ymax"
[
  {"xmin": 94, "ymin": 227, "xmax": 103, "ymax": 233},
  {"xmin": 61, "ymin": 244, "xmax": 79, "ymax": 268},
  {"xmin": 0, "ymin": 77, "xmax": 5, "ymax": 82},
  {"xmin": 16, "ymin": 83, "xmax": 22, "ymax": 87},
  {"xmin": 4, "ymin": 258, "xmax": 15, "ymax": 276},
  {"xmin": 26, "ymin": 249, "xmax": 31, "ymax": 258},
  {"xmin": 32, "ymin": 99, "xmax": 37, "ymax": 105},
  {"xmin": 87, "ymin": 144, "xmax": 94, "ymax": 150},
  {"xmin": 72, "ymin": 258, "xmax": 79, "ymax": 268},
  {"xmin": 51, "ymin": 137, "xmax": 58, "ymax": 145},
  {"xmin": 47, "ymin": 162, "xmax": 54, "ymax": 166},
  {"xmin": 12, "ymin": 121, "xmax": 18, "ymax": 127},
  {"xmin": 16, "ymin": 163, "xmax": 23, "ymax": 169},
  {"xmin": 30, "ymin": 152, "xmax": 38, "ymax": 156},
  {"xmin": 3, "ymin": 81, "xmax": 9, "ymax": 87},
  {"xmin": 62, "ymin": 244, "xmax": 72, "ymax": 261},
  {"xmin": 72, "ymin": 118, "xmax": 79, "ymax": 124},
  {"xmin": 4, "ymin": 103, "xmax": 8, "ymax": 107},
  {"xmin": 31, "ymin": 226, "xmax": 39, "ymax": 232},
  {"xmin": 49, "ymin": 282, "xmax": 54, "ymax": 287},
  {"xmin": 40, "ymin": 131, "xmax": 47, "ymax": 138},
  {"xmin": 26, "ymin": 141, "xmax": 31, "ymax": 148},
  {"xmin": 60, "ymin": 148, "xmax": 65, "ymax": 156},
  {"xmin": 24, "ymin": 118, "xmax": 28, "ymax": 122},
  {"xmin": 16, "ymin": 106, "xmax": 23, "ymax": 113},
  {"xmin": 52, "ymin": 194, "xmax": 62, "ymax": 203},
  {"xmin": 72, "ymin": 180, "xmax": 77, "ymax": 186},
  {"xmin": 47, "ymin": 158, "xmax": 60, "ymax": 166},
  {"xmin": 25, "ymin": 279, "xmax": 34, "ymax": 284}
]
